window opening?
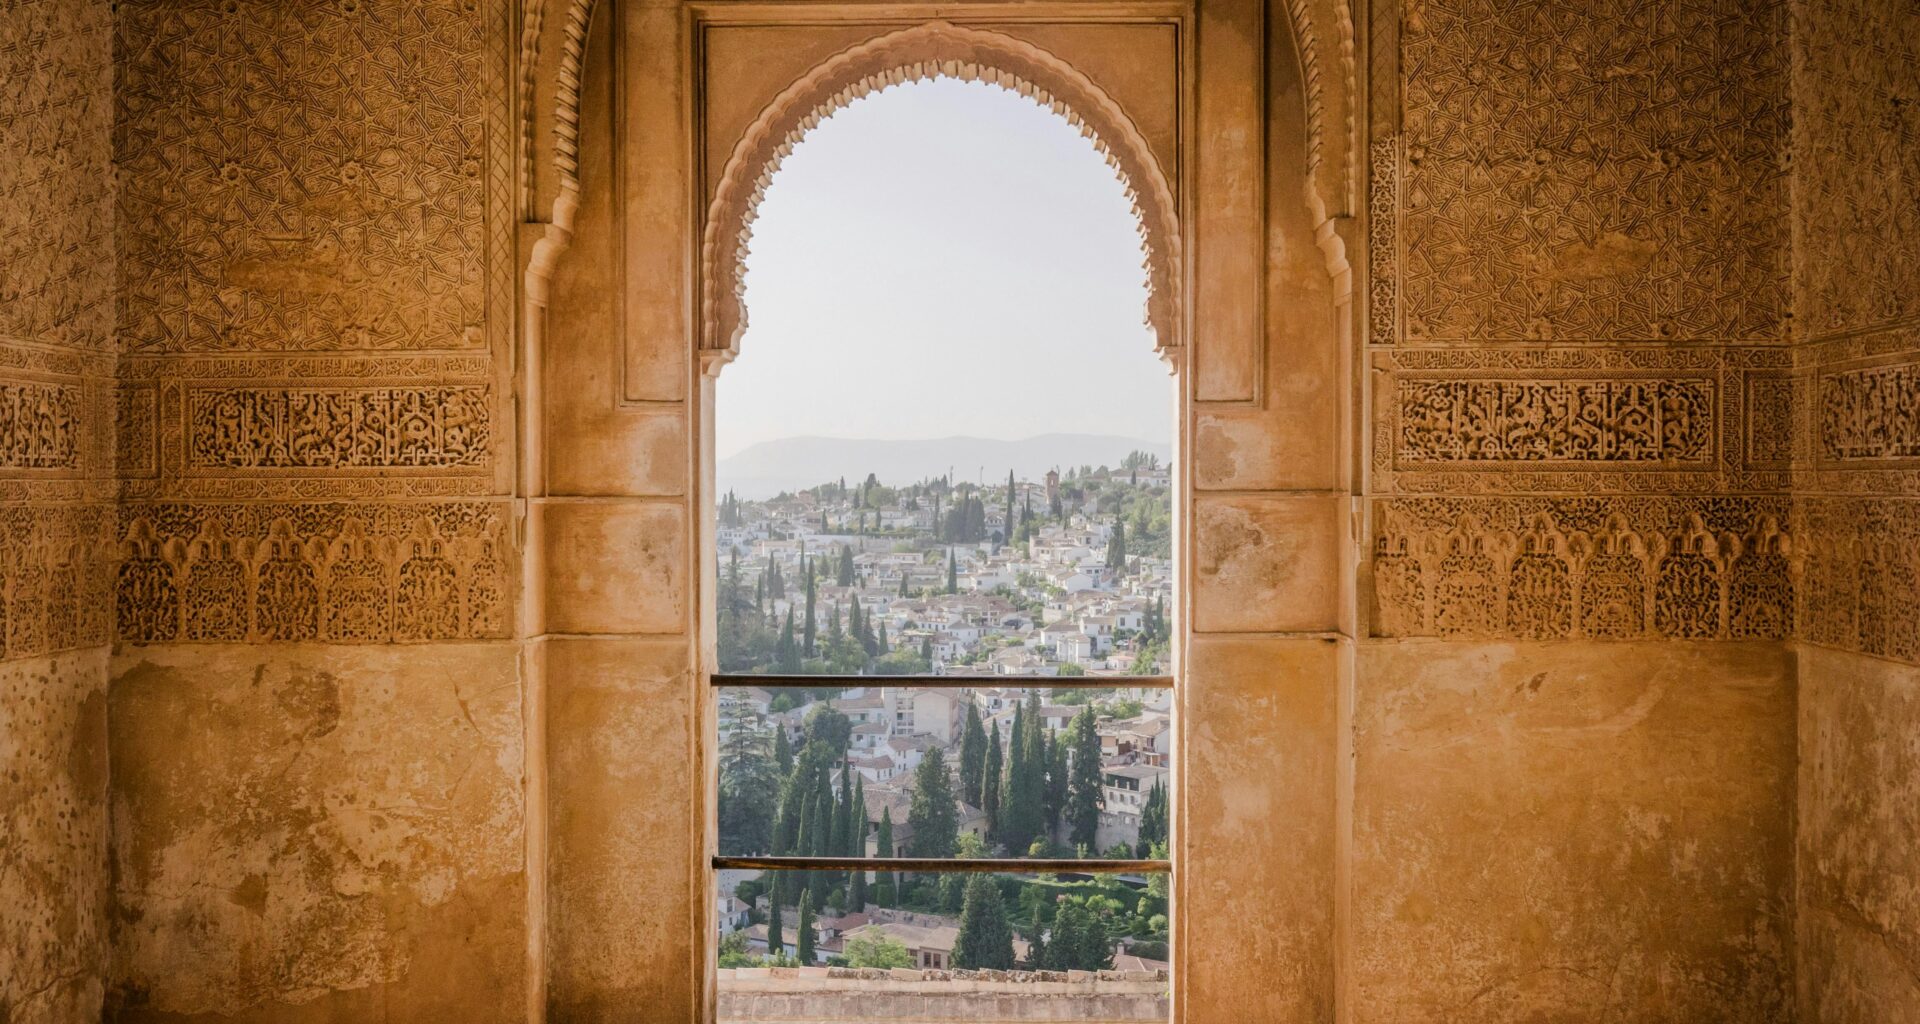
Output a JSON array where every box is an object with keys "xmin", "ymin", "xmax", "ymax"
[{"xmin": 710, "ymin": 74, "xmax": 1175, "ymax": 1023}]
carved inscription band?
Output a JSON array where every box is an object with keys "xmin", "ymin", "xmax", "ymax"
[
  {"xmin": 0, "ymin": 381, "xmax": 81, "ymax": 470},
  {"xmin": 1821, "ymin": 364, "xmax": 1920, "ymax": 461},
  {"xmin": 187, "ymin": 385, "xmax": 491, "ymax": 470},
  {"xmin": 1396, "ymin": 377, "xmax": 1714, "ymax": 464}
]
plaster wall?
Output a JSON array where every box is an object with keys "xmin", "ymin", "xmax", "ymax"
[
  {"xmin": 3, "ymin": 0, "xmax": 1917, "ymax": 1021},
  {"xmin": 101, "ymin": 1, "xmax": 528, "ymax": 1020},
  {"xmin": 0, "ymin": 2, "xmax": 116, "ymax": 1021},
  {"xmin": 1358, "ymin": 0, "xmax": 1804, "ymax": 1020},
  {"xmin": 1787, "ymin": 0, "xmax": 1920, "ymax": 1019}
]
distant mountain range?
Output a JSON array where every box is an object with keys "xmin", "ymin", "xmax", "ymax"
[{"xmin": 717, "ymin": 433, "xmax": 1172, "ymax": 499}]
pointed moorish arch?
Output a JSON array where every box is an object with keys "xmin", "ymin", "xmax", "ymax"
[
  {"xmin": 695, "ymin": 21, "xmax": 1181, "ymax": 375},
  {"xmin": 522, "ymin": 0, "xmax": 1362, "ymax": 333}
]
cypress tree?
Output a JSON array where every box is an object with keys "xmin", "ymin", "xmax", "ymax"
[
  {"xmin": 813, "ymin": 764, "xmax": 836, "ymax": 892},
  {"xmin": 832, "ymin": 760, "xmax": 854, "ymax": 891},
  {"xmin": 875, "ymin": 619, "xmax": 889, "ymax": 654},
  {"xmin": 1136, "ymin": 780, "xmax": 1168, "ymax": 858},
  {"xmin": 1105, "ymin": 519, "xmax": 1127, "ymax": 571},
  {"xmin": 875, "ymin": 808, "xmax": 896, "ymax": 906},
  {"xmin": 946, "ymin": 548, "xmax": 958, "ymax": 594},
  {"xmin": 848, "ymin": 775, "xmax": 869, "ymax": 910},
  {"xmin": 1019, "ymin": 691, "xmax": 1047, "ymax": 850},
  {"xmin": 803, "ymin": 564, "xmax": 817, "ymax": 657},
  {"xmin": 796, "ymin": 888, "xmax": 816, "ymax": 964},
  {"xmin": 959, "ymin": 705, "xmax": 988, "ymax": 807},
  {"xmin": 773, "ymin": 727, "xmax": 793, "ymax": 776},
  {"xmin": 767, "ymin": 890, "xmax": 785, "ymax": 961},
  {"xmin": 1044, "ymin": 728, "xmax": 1069, "ymax": 839},
  {"xmin": 838, "ymin": 544, "xmax": 854, "ymax": 586},
  {"xmin": 1067, "ymin": 707, "xmax": 1103, "ymax": 850},
  {"xmin": 776, "ymin": 610, "xmax": 798, "ymax": 673},
  {"xmin": 793, "ymin": 803, "xmax": 814, "ymax": 909},
  {"xmin": 906, "ymin": 746, "xmax": 958, "ymax": 858},
  {"xmin": 1004, "ymin": 470, "xmax": 1016, "ymax": 542},
  {"xmin": 1002, "ymin": 702, "xmax": 1027, "ymax": 848},
  {"xmin": 951, "ymin": 875, "xmax": 1015, "ymax": 970},
  {"xmin": 982, "ymin": 725, "xmax": 1003, "ymax": 842}
]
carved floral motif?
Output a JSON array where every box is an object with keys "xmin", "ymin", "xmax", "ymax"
[
  {"xmin": 114, "ymin": 0, "xmax": 510, "ymax": 353},
  {"xmin": 0, "ymin": 0, "xmax": 113, "ymax": 351},
  {"xmin": 0, "ymin": 505, "xmax": 115, "ymax": 660},
  {"xmin": 112, "ymin": 503, "xmax": 513, "ymax": 645},
  {"xmin": 1370, "ymin": 498, "xmax": 1794, "ymax": 641},
  {"xmin": 1396, "ymin": 0, "xmax": 1788, "ymax": 343}
]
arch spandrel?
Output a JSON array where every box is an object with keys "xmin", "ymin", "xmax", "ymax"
[{"xmin": 696, "ymin": 20, "xmax": 1184, "ymax": 376}]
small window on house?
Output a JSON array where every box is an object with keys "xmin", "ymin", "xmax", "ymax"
[{"xmin": 711, "ymin": 75, "xmax": 1174, "ymax": 1022}]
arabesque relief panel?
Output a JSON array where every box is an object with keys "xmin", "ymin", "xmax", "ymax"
[
  {"xmin": 114, "ymin": 501, "xmax": 513, "ymax": 646},
  {"xmin": 114, "ymin": 0, "xmax": 514, "ymax": 356},
  {"xmin": 1381, "ymin": 0, "xmax": 1789, "ymax": 346},
  {"xmin": 1370, "ymin": 496, "xmax": 1794, "ymax": 642}
]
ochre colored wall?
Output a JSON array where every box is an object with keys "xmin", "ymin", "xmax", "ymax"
[
  {"xmin": 2, "ymin": 0, "xmax": 1917, "ymax": 1021},
  {"xmin": 0, "ymin": 2, "xmax": 115, "ymax": 1021},
  {"xmin": 1788, "ymin": 0, "xmax": 1920, "ymax": 1019},
  {"xmin": 1359, "ymin": 0, "xmax": 1801, "ymax": 1018},
  {"xmin": 102, "ymin": 0, "xmax": 526, "ymax": 1020}
]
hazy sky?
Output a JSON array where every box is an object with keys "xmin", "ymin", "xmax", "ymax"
[{"xmin": 716, "ymin": 77, "xmax": 1174, "ymax": 459}]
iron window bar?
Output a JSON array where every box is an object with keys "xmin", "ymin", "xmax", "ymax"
[
  {"xmin": 712, "ymin": 671, "xmax": 1174, "ymax": 875},
  {"xmin": 713, "ymin": 855, "xmax": 1169, "ymax": 874},
  {"xmin": 712, "ymin": 673, "xmax": 1174, "ymax": 690}
]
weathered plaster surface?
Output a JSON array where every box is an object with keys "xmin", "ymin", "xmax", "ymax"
[
  {"xmin": 1797, "ymin": 646, "xmax": 1920, "ymax": 1023},
  {"xmin": 545, "ymin": 637, "xmax": 698, "ymax": 1021},
  {"xmin": 105, "ymin": 644, "xmax": 526, "ymax": 1023},
  {"xmin": 0, "ymin": 650, "xmax": 110, "ymax": 1024},
  {"xmin": 1181, "ymin": 636, "xmax": 1338, "ymax": 1023},
  {"xmin": 1351, "ymin": 641, "xmax": 1797, "ymax": 1023}
]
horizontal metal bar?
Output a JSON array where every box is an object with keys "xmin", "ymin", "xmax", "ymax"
[
  {"xmin": 712, "ymin": 856, "xmax": 1170, "ymax": 874},
  {"xmin": 712, "ymin": 673, "xmax": 1174, "ymax": 690}
]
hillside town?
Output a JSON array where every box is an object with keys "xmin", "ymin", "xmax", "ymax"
[
  {"xmin": 715, "ymin": 456, "xmax": 1173, "ymax": 678},
  {"xmin": 717, "ymin": 683, "xmax": 1172, "ymax": 976}
]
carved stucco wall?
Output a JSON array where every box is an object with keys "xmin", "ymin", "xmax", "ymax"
[
  {"xmin": 1788, "ymin": 0, "xmax": 1920, "ymax": 1020},
  {"xmin": 0, "ymin": 2, "xmax": 115, "ymax": 1022},
  {"xmin": 1360, "ymin": 0, "xmax": 1799, "ymax": 1019},
  {"xmin": 104, "ymin": 1, "xmax": 527, "ymax": 1021}
]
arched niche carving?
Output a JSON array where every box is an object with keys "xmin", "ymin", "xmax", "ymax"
[{"xmin": 696, "ymin": 20, "xmax": 1182, "ymax": 377}]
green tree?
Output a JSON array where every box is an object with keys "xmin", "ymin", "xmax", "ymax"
[
  {"xmin": 1136, "ymin": 781, "xmax": 1167, "ymax": 858},
  {"xmin": 1044, "ymin": 727, "xmax": 1070, "ymax": 838},
  {"xmin": 982, "ymin": 725, "xmax": 1003, "ymax": 841},
  {"xmin": 1020, "ymin": 692, "xmax": 1047, "ymax": 846},
  {"xmin": 874, "ymin": 808, "xmax": 896, "ymax": 907},
  {"xmin": 718, "ymin": 706, "xmax": 780, "ymax": 855},
  {"xmin": 837, "ymin": 544, "xmax": 855, "ymax": 586},
  {"xmin": 719, "ymin": 930, "xmax": 756, "ymax": 968},
  {"xmin": 802, "ymin": 562, "xmax": 817, "ymax": 656},
  {"xmin": 804, "ymin": 704, "xmax": 852, "ymax": 751},
  {"xmin": 1066, "ymin": 708, "xmax": 1104, "ymax": 850},
  {"xmin": 773, "ymin": 727, "xmax": 793, "ymax": 777},
  {"xmin": 796, "ymin": 888, "xmax": 816, "ymax": 964},
  {"xmin": 906, "ymin": 746, "xmax": 959, "ymax": 858},
  {"xmin": 767, "ymin": 892, "xmax": 784, "ymax": 960},
  {"xmin": 958, "ymin": 705, "xmax": 988, "ymax": 807},
  {"xmin": 951, "ymin": 875, "xmax": 1016, "ymax": 970},
  {"xmin": 946, "ymin": 548, "xmax": 958, "ymax": 594},
  {"xmin": 842, "ymin": 932, "xmax": 913, "ymax": 969},
  {"xmin": 1105, "ymin": 519, "xmax": 1127, "ymax": 571}
]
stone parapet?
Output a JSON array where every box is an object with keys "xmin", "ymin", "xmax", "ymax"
[{"xmin": 716, "ymin": 966, "xmax": 1169, "ymax": 1023}]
